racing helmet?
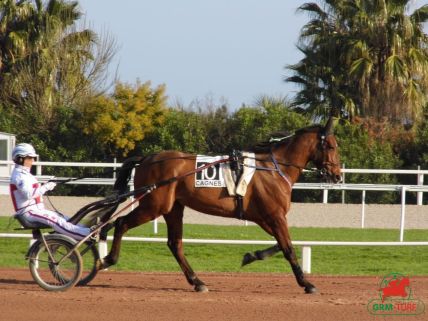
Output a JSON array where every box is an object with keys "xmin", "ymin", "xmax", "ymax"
[{"xmin": 12, "ymin": 143, "xmax": 39, "ymax": 161}]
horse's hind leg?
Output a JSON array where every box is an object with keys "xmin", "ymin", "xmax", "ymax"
[
  {"xmin": 241, "ymin": 222, "xmax": 280, "ymax": 266},
  {"xmin": 100, "ymin": 205, "xmax": 155, "ymax": 269},
  {"xmin": 241, "ymin": 244, "xmax": 281, "ymax": 266},
  {"xmin": 164, "ymin": 202, "xmax": 208, "ymax": 293}
]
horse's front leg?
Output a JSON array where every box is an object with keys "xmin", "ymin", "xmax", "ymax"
[
  {"xmin": 271, "ymin": 217, "xmax": 317, "ymax": 294},
  {"xmin": 285, "ymin": 243, "xmax": 316, "ymax": 294},
  {"xmin": 164, "ymin": 202, "xmax": 208, "ymax": 292}
]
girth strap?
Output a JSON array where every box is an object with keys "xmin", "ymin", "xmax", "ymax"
[{"xmin": 229, "ymin": 150, "xmax": 245, "ymax": 220}]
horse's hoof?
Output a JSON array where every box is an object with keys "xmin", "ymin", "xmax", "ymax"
[
  {"xmin": 195, "ymin": 284, "xmax": 209, "ymax": 293},
  {"xmin": 96, "ymin": 259, "xmax": 105, "ymax": 271},
  {"xmin": 304, "ymin": 285, "xmax": 317, "ymax": 294},
  {"xmin": 241, "ymin": 253, "xmax": 257, "ymax": 267},
  {"xmin": 97, "ymin": 257, "xmax": 113, "ymax": 270}
]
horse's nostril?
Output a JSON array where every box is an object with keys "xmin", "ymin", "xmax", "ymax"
[{"xmin": 336, "ymin": 175, "xmax": 342, "ymax": 183}]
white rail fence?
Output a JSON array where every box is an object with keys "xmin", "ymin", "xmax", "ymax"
[
  {"xmin": 1, "ymin": 233, "xmax": 427, "ymax": 274},
  {"xmin": 1, "ymin": 160, "xmax": 427, "ymax": 273},
  {"xmin": 1, "ymin": 160, "xmax": 427, "ymax": 240}
]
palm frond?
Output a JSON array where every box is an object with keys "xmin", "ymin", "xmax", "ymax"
[
  {"xmin": 298, "ymin": 3, "xmax": 328, "ymax": 20},
  {"xmin": 411, "ymin": 4, "xmax": 428, "ymax": 24},
  {"xmin": 385, "ymin": 54, "xmax": 408, "ymax": 81}
]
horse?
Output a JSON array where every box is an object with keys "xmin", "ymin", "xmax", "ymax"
[{"xmin": 100, "ymin": 117, "xmax": 342, "ymax": 293}]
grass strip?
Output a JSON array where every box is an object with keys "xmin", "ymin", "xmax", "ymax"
[{"xmin": 0, "ymin": 218, "xmax": 426, "ymax": 275}]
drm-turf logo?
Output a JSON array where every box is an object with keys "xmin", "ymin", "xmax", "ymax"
[{"xmin": 367, "ymin": 272, "xmax": 425, "ymax": 316}]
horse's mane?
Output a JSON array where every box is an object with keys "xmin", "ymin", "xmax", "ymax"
[{"xmin": 246, "ymin": 125, "xmax": 323, "ymax": 153}]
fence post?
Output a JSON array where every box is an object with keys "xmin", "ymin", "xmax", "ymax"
[
  {"xmin": 417, "ymin": 166, "xmax": 423, "ymax": 205},
  {"xmin": 36, "ymin": 164, "xmax": 42, "ymax": 176},
  {"xmin": 323, "ymin": 189, "xmax": 328, "ymax": 204},
  {"xmin": 341, "ymin": 163, "xmax": 346, "ymax": 204},
  {"xmin": 361, "ymin": 190, "xmax": 366, "ymax": 228},
  {"xmin": 153, "ymin": 218, "xmax": 158, "ymax": 234},
  {"xmin": 113, "ymin": 158, "xmax": 117, "ymax": 179},
  {"xmin": 302, "ymin": 246, "xmax": 311, "ymax": 274},
  {"xmin": 130, "ymin": 168, "xmax": 135, "ymax": 212},
  {"xmin": 400, "ymin": 186, "xmax": 406, "ymax": 242}
]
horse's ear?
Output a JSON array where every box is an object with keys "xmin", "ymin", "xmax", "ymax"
[{"xmin": 324, "ymin": 116, "xmax": 338, "ymax": 135}]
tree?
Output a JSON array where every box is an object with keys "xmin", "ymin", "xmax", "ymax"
[
  {"xmin": 0, "ymin": 0, "xmax": 116, "ymax": 135},
  {"xmin": 138, "ymin": 107, "xmax": 209, "ymax": 155},
  {"xmin": 335, "ymin": 119, "xmax": 402, "ymax": 203},
  {"xmin": 79, "ymin": 81, "xmax": 167, "ymax": 156},
  {"xmin": 230, "ymin": 96, "xmax": 309, "ymax": 149},
  {"xmin": 138, "ymin": 97, "xmax": 308, "ymax": 156},
  {"xmin": 287, "ymin": 0, "xmax": 428, "ymax": 123},
  {"xmin": 0, "ymin": 0, "xmax": 33, "ymax": 73}
]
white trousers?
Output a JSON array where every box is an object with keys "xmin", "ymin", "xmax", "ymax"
[{"xmin": 23, "ymin": 208, "xmax": 91, "ymax": 241}]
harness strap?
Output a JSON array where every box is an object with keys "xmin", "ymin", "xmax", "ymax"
[
  {"xmin": 244, "ymin": 156, "xmax": 311, "ymax": 172},
  {"xmin": 270, "ymin": 153, "xmax": 293, "ymax": 189},
  {"xmin": 236, "ymin": 195, "xmax": 244, "ymax": 220},
  {"xmin": 152, "ymin": 157, "xmax": 231, "ymax": 189},
  {"xmin": 228, "ymin": 150, "xmax": 245, "ymax": 220},
  {"xmin": 240, "ymin": 155, "xmax": 294, "ymax": 189},
  {"xmin": 132, "ymin": 157, "xmax": 247, "ymax": 221},
  {"xmin": 69, "ymin": 155, "xmax": 293, "ymax": 230}
]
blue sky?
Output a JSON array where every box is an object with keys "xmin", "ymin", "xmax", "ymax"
[
  {"xmin": 78, "ymin": 0, "xmax": 307, "ymax": 109},
  {"xmin": 78, "ymin": 0, "xmax": 428, "ymax": 109}
]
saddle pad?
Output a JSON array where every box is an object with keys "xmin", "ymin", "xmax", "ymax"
[
  {"xmin": 194, "ymin": 153, "xmax": 256, "ymax": 197},
  {"xmin": 194, "ymin": 155, "xmax": 228, "ymax": 187},
  {"xmin": 223, "ymin": 152, "xmax": 256, "ymax": 196}
]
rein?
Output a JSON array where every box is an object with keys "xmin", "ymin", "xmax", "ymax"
[
  {"xmin": 244, "ymin": 156, "xmax": 316, "ymax": 172},
  {"xmin": 45, "ymin": 131, "xmax": 337, "ymax": 214},
  {"xmin": 48, "ymin": 167, "xmax": 121, "ymax": 184},
  {"xmin": 45, "ymin": 152, "xmax": 311, "ymax": 215},
  {"xmin": 44, "ymin": 167, "xmax": 122, "ymax": 214},
  {"xmin": 137, "ymin": 153, "xmax": 304, "ymax": 190},
  {"xmin": 135, "ymin": 153, "xmax": 316, "ymax": 174},
  {"xmin": 147, "ymin": 157, "xmax": 231, "ymax": 189}
]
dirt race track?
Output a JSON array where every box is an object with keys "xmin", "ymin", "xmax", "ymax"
[{"xmin": 0, "ymin": 269, "xmax": 426, "ymax": 321}]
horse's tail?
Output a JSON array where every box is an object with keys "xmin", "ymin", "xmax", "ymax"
[
  {"xmin": 94, "ymin": 156, "xmax": 145, "ymax": 236},
  {"xmin": 113, "ymin": 156, "xmax": 145, "ymax": 194}
]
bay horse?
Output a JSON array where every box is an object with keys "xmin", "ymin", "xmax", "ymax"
[{"xmin": 100, "ymin": 117, "xmax": 342, "ymax": 293}]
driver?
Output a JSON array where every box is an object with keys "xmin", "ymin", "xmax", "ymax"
[{"xmin": 10, "ymin": 143, "xmax": 94, "ymax": 240}]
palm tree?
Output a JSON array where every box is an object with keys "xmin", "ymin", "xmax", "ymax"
[
  {"xmin": 287, "ymin": 0, "xmax": 428, "ymax": 124},
  {"xmin": 0, "ymin": 0, "xmax": 34, "ymax": 73},
  {"xmin": 24, "ymin": 0, "xmax": 99, "ymax": 110},
  {"xmin": 0, "ymin": 0, "xmax": 115, "ymax": 134}
]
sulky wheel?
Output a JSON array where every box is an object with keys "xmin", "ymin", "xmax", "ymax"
[
  {"xmin": 77, "ymin": 241, "xmax": 100, "ymax": 286},
  {"xmin": 28, "ymin": 237, "xmax": 82, "ymax": 291}
]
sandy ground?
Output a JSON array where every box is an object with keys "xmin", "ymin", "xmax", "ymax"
[
  {"xmin": 1, "ymin": 195, "xmax": 428, "ymax": 229},
  {"xmin": 1, "ymin": 196, "xmax": 427, "ymax": 320},
  {"xmin": 0, "ymin": 269, "xmax": 426, "ymax": 321}
]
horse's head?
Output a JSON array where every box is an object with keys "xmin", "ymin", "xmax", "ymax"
[{"xmin": 311, "ymin": 117, "xmax": 342, "ymax": 183}]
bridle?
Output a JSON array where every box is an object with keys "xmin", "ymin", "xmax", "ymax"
[
  {"xmin": 245, "ymin": 130, "xmax": 340, "ymax": 187},
  {"xmin": 257, "ymin": 130, "xmax": 341, "ymax": 182},
  {"xmin": 316, "ymin": 132, "xmax": 341, "ymax": 181}
]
